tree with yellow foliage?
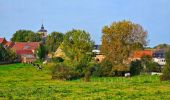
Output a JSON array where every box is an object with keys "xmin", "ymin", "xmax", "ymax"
[{"xmin": 101, "ymin": 20, "xmax": 148, "ymax": 70}]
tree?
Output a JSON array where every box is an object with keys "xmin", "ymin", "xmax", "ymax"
[
  {"xmin": 0, "ymin": 44, "xmax": 18, "ymax": 63},
  {"xmin": 51, "ymin": 29, "xmax": 94, "ymax": 80},
  {"xmin": 141, "ymin": 55, "xmax": 152, "ymax": 72},
  {"xmin": 160, "ymin": 50, "xmax": 170, "ymax": 81},
  {"xmin": 45, "ymin": 32, "xmax": 64, "ymax": 53},
  {"xmin": 130, "ymin": 60, "xmax": 143, "ymax": 76},
  {"xmin": 61, "ymin": 29, "xmax": 94, "ymax": 64},
  {"xmin": 0, "ymin": 44, "xmax": 7, "ymax": 61},
  {"xmin": 37, "ymin": 44, "xmax": 46, "ymax": 60},
  {"xmin": 101, "ymin": 20, "xmax": 148, "ymax": 67},
  {"xmin": 11, "ymin": 30, "xmax": 41, "ymax": 42}
]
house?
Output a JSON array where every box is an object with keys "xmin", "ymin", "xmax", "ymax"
[
  {"xmin": 92, "ymin": 45, "xmax": 105, "ymax": 62},
  {"xmin": 92, "ymin": 45, "xmax": 101, "ymax": 55},
  {"xmin": 153, "ymin": 49, "xmax": 166, "ymax": 66},
  {"xmin": 12, "ymin": 42, "xmax": 40, "ymax": 63},
  {"xmin": 16, "ymin": 50, "xmax": 36, "ymax": 63},
  {"xmin": 130, "ymin": 49, "xmax": 166, "ymax": 66}
]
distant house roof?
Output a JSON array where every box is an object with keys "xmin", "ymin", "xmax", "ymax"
[
  {"xmin": 16, "ymin": 50, "xmax": 33, "ymax": 55},
  {"xmin": 0, "ymin": 38, "xmax": 7, "ymax": 44},
  {"xmin": 12, "ymin": 42, "xmax": 40, "ymax": 51},
  {"xmin": 0, "ymin": 38, "xmax": 4, "ymax": 43},
  {"xmin": 133, "ymin": 50, "xmax": 153, "ymax": 58},
  {"xmin": 153, "ymin": 49, "xmax": 165, "ymax": 58},
  {"xmin": 4, "ymin": 41, "xmax": 15, "ymax": 48}
]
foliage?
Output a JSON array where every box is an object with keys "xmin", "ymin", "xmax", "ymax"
[
  {"xmin": 130, "ymin": 60, "xmax": 143, "ymax": 76},
  {"xmin": 45, "ymin": 32, "xmax": 64, "ymax": 53},
  {"xmin": 101, "ymin": 20, "xmax": 148, "ymax": 66},
  {"xmin": 0, "ymin": 44, "xmax": 19, "ymax": 63},
  {"xmin": 59, "ymin": 29, "xmax": 94, "ymax": 79},
  {"xmin": 140, "ymin": 55, "xmax": 160, "ymax": 73},
  {"xmin": 51, "ymin": 63, "xmax": 79, "ymax": 80},
  {"xmin": 146, "ymin": 62, "xmax": 161, "ymax": 72},
  {"xmin": 154, "ymin": 43, "xmax": 170, "ymax": 51},
  {"xmin": 61, "ymin": 29, "xmax": 94, "ymax": 63},
  {"xmin": 113, "ymin": 64, "xmax": 129, "ymax": 76},
  {"xmin": 160, "ymin": 50, "xmax": 170, "ymax": 81},
  {"xmin": 36, "ymin": 44, "xmax": 46, "ymax": 60},
  {"xmin": 93, "ymin": 60, "xmax": 113, "ymax": 77},
  {"xmin": 11, "ymin": 30, "xmax": 41, "ymax": 42},
  {"xmin": 52, "ymin": 57, "xmax": 64, "ymax": 63}
]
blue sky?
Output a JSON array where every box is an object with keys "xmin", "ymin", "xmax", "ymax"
[{"xmin": 0, "ymin": 0, "xmax": 170, "ymax": 47}]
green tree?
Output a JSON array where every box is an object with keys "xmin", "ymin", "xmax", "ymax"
[
  {"xmin": 0, "ymin": 44, "xmax": 18, "ymax": 63},
  {"xmin": 61, "ymin": 29, "xmax": 94, "ymax": 63},
  {"xmin": 130, "ymin": 60, "xmax": 143, "ymax": 76},
  {"xmin": 160, "ymin": 50, "xmax": 170, "ymax": 81},
  {"xmin": 11, "ymin": 30, "xmax": 41, "ymax": 42},
  {"xmin": 37, "ymin": 44, "xmax": 46, "ymax": 60},
  {"xmin": 141, "ymin": 55, "xmax": 152, "ymax": 72},
  {"xmin": 0, "ymin": 44, "xmax": 7, "ymax": 61},
  {"xmin": 101, "ymin": 20, "xmax": 148, "ymax": 68},
  {"xmin": 45, "ymin": 32, "xmax": 64, "ymax": 53}
]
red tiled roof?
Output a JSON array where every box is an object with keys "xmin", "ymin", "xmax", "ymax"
[
  {"xmin": 133, "ymin": 50, "xmax": 153, "ymax": 58},
  {"xmin": 0, "ymin": 38, "xmax": 6, "ymax": 44},
  {"xmin": 12, "ymin": 42, "xmax": 40, "ymax": 51},
  {"xmin": 4, "ymin": 41, "xmax": 14, "ymax": 48},
  {"xmin": 16, "ymin": 50, "xmax": 33, "ymax": 55}
]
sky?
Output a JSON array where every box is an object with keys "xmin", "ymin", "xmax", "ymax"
[{"xmin": 0, "ymin": 0, "xmax": 170, "ymax": 47}]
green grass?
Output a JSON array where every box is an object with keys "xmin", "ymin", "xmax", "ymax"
[{"xmin": 0, "ymin": 63, "xmax": 170, "ymax": 99}]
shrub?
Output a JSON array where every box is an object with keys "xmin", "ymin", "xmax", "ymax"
[
  {"xmin": 146, "ymin": 62, "xmax": 161, "ymax": 72},
  {"xmin": 160, "ymin": 50, "xmax": 170, "ymax": 81},
  {"xmin": 130, "ymin": 60, "xmax": 142, "ymax": 76},
  {"xmin": 51, "ymin": 63, "xmax": 79, "ymax": 80},
  {"xmin": 93, "ymin": 60, "xmax": 113, "ymax": 77},
  {"xmin": 52, "ymin": 57, "xmax": 64, "ymax": 63},
  {"xmin": 113, "ymin": 64, "xmax": 129, "ymax": 76}
]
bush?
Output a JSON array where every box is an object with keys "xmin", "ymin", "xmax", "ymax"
[
  {"xmin": 160, "ymin": 64, "xmax": 170, "ymax": 81},
  {"xmin": 51, "ymin": 63, "xmax": 79, "ymax": 80},
  {"xmin": 160, "ymin": 50, "xmax": 170, "ymax": 81},
  {"xmin": 113, "ymin": 64, "xmax": 129, "ymax": 76},
  {"xmin": 52, "ymin": 57, "xmax": 64, "ymax": 63},
  {"xmin": 93, "ymin": 60, "xmax": 113, "ymax": 77},
  {"xmin": 146, "ymin": 62, "xmax": 161, "ymax": 72},
  {"xmin": 130, "ymin": 60, "xmax": 142, "ymax": 76}
]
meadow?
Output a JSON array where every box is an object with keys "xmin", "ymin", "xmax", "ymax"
[{"xmin": 0, "ymin": 63, "xmax": 170, "ymax": 99}]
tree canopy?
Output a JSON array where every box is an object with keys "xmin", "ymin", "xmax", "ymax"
[
  {"xmin": 36, "ymin": 44, "xmax": 46, "ymax": 60},
  {"xmin": 101, "ymin": 20, "xmax": 148, "ymax": 65},
  {"xmin": 45, "ymin": 32, "xmax": 64, "ymax": 53},
  {"xmin": 61, "ymin": 29, "xmax": 94, "ymax": 63},
  {"xmin": 11, "ymin": 30, "xmax": 41, "ymax": 42}
]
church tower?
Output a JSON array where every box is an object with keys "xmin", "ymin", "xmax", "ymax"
[{"xmin": 38, "ymin": 24, "xmax": 47, "ymax": 38}]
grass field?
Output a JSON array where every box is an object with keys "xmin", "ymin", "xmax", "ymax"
[{"xmin": 0, "ymin": 63, "xmax": 170, "ymax": 99}]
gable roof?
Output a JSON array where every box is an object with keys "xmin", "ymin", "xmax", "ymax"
[
  {"xmin": 16, "ymin": 50, "xmax": 33, "ymax": 55},
  {"xmin": 133, "ymin": 50, "xmax": 153, "ymax": 58},
  {"xmin": 0, "ymin": 38, "xmax": 7, "ymax": 44},
  {"xmin": 4, "ymin": 41, "xmax": 15, "ymax": 48},
  {"xmin": 12, "ymin": 42, "xmax": 40, "ymax": 51}
]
